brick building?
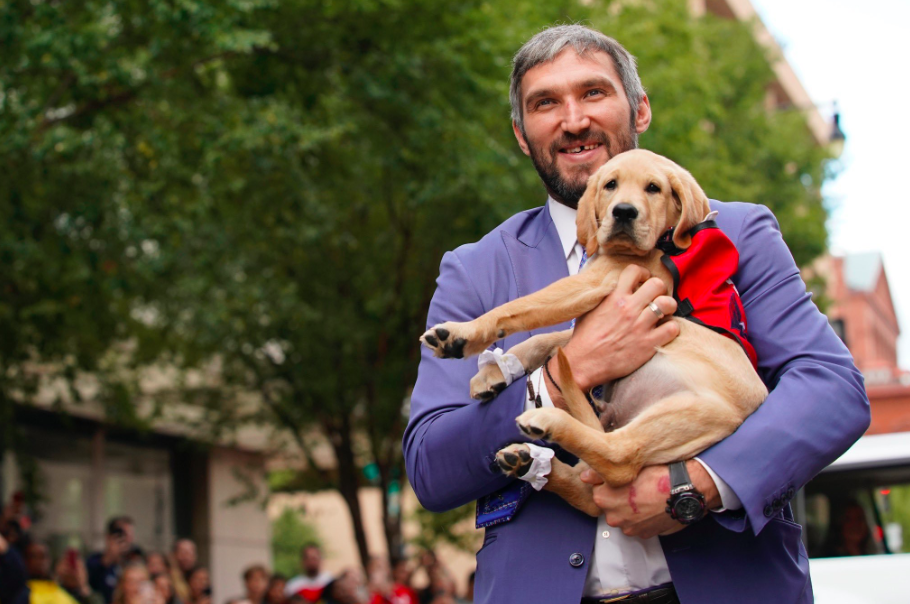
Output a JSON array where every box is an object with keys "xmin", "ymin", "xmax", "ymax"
[{"xmin": 812, "ymin": 253, "xmax": 910, "ymax": 433}]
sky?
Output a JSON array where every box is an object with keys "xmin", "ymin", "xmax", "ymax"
[{"xmin": 750, "ymin": 0, "xmax": 910, "ymax": 369}]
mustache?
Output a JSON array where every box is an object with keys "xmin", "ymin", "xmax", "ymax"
[{"xmin": 548, "ymin": 130, "xmax": 611, "ymax": 156}]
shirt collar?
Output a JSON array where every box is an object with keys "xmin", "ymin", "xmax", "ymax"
[{"xmin": 547, "ymin": 196, "xmax": 578, "ymax": 260}]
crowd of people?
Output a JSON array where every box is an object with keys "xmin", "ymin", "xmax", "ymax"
[
  {"xmin": 272, "ymin": 544, "xmax": 473, "ymax": 604},
  {"xmin": 0, "ymin": 498, "xmax": 473, "ymax": 604}
]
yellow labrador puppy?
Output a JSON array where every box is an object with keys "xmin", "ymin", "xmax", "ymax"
[{"xmin": 419, "ymin": 149, "xmax": 767, "ymax": 516}]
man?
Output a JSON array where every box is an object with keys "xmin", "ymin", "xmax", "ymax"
[
  {"xmin": 86, "ymin": 517, "xmax": 135, "ymax": 604},
  {"xmin": 229, "ymin": 564, "xmax": 269, "ymax": 604},
  {"xmin": 23, "ymin": 541, "xmax": 80, "ymax": 604},
  {"xmin": 314, "ymin": 568, "xmax": 366, "ymax": 604},
  {"xmin": 365, "ymin": 556, "xmax": 415, "ymax": 604},
  {"xmin": 284, "ymin": 544, "xmax": 332, "ymax": 604},
  {"xmin": 403, "ymin": 24, "xmax": 870, "ymax": 604},
  {"xmin": 0, "ymin": 531, "xmax": 28, "ymax": 604}
]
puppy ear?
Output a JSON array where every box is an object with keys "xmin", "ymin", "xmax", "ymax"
[
  {"xmin": 668, "ymin": 168, "xmax": 710, "ymax": 249},
  {"xmin": 576, "ymin": 172, "xmax": 602, "ymax": 258}
]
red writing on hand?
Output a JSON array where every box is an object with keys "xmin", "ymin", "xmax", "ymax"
[
  {"xmin": 628, "ymin": 485, "xmax": 640, "ymax": 515},
  {"xmin": 657, "ymin": 475, "xmax": 670, "ymax": 494}
]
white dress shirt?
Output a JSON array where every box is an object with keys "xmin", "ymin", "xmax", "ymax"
[{"xmin": 522, "ymin": 198, "xmax": 741, "ymax": 597}]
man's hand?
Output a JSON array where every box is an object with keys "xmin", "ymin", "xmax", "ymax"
[
  {"xmin": 547, "ymin": 265, "xmax": 678, "ymax": 402},
  {"xmin": 579, "ymin": 461, "xmax": 721, "ymax": 539}
]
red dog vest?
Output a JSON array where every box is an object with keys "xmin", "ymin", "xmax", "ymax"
[{"xmin": 656, "ymin": 220, "xmax": 759, "ymax": 371}]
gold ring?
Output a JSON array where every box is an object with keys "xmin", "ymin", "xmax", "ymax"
[{"xmin": 648, "ymin": 301, "xmax": 664, "ymax": 320}]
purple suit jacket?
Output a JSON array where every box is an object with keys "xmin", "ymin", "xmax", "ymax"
[{"xmin": 403, "ymin": 200, "xmax": 870, "ymax": 604}]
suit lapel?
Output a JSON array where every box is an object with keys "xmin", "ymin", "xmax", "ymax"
[{"xmin": 502, "ymin": 203, "xmax": 572, "ymax": 334}]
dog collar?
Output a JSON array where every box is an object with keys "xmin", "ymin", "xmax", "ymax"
[{"xmin": 656, "ymin": 227, "xmax": 681, "ymax": 255}]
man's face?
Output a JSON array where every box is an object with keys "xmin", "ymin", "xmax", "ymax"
[
  {"xmin": 25, "ymin": 543, "xmax": 51, "ymax": 579},
  {"xmin": 121, "ymin": 522, "xmax": 135, "ymax": 547},
  {"xmin": 301, "ymin": 547, "xmax": 321, "ymax": 576},
  {"xmin": 513, "ymin": 48, "xmax": 651, "ymax": 208},
  {"xmin": 174, "ymin": 540, "xmax": 197, "ymax": 571},
  {"xmin": 266, "ymin": 578, "xmax": 285, "ymax": 603},
  {"xmin": 245, "ymin": 570, "xmax": 268, "ymax": 600}
]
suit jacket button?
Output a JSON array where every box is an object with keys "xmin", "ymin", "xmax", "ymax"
[
  {"xmin": 763, "ymin": 504, "xmax": 773, "ymax": 517},
  {"xmin": 786, "ymin": 487, "xmax": 795, "ymax": 500},
  {"xmin": 569, "ymin": 553, "xmax": 585, "ymax": 567},
  {"xmin": 772, "ymin": 498, "xmax": 781, "ymax": 509}
]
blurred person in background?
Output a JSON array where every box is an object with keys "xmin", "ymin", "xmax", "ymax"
[
  {"xmin": 414, "ymin": 552, "xmax": 456, "ymax": 604},
  {"xmin": 1, "ymin": 492, "xmax": 31, "ymax": 555},
  {"xmin": 366, "ymin": 557, "xmax": 415, "ymax": 604},
  {"xmin": 54, "ymin": 548, "xmax": 95, "ymax": 604},
  {"xmin": 186, "ymin": 567, "xmax": 211, "ymax": 604},
  {"xmin": 227, "ymin": 564, "xmax": 268, "ymax": 604},
  {"xmin": 263, "ymin": 574, "xmax": 286, "ymax": 604},
  {"xmin": 144, "ymin": 555, "xmax": 168, "ymax": 581},
  {"xmin": 111, "ymin": 562, "xmax": 159, "ymax": 604},
  {"xmin": 170, "ymin": 542, "xmax": 196, "ymax": 582},
  {"xmin": 822, "ymin": 499, "xmax": 873, "ymax": 557},
  {"xmin": 87, "ymin": 517, "xmax": 135, "ymax": 604},
  {"xmin": 317, "ymin": 568, "xmax": 367, "ymax": 604},
  {"xmin": 0, "ymin": 531, "xmax": 28, "ymax": 604},
  {"xmin": 421, "ymin": 569, "xmax": 457, "ymax": 604},
  {"xmin": 151, "ymin": 571, "xmax": 181, "ymax": 604},
  {"xmin": 284, "ymin": 544, "xmax": 331, "ymax": 604},
  {"xmin": 389, "ymin": 559, "xmax": 415, "ymax": 604},
  {"xmin": 167, "ymin": 540, "xmax": 195, "ymax": 603},
  {"xmin": 23, "ymin": 540, "xmax": 79, "ymax": 604}
]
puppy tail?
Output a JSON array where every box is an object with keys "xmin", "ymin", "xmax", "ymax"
[{"xmin": 555, "ymin": 348, "xmax": 603, "ymax": 432}]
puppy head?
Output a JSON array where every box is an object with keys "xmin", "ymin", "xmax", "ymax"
[{"xmin": 576, "ymin": 150, "xmax": 710, "ymax": 256}]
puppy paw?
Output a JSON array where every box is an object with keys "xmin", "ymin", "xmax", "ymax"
[
  {"xmin": 470, "ymin": 364, "xmax": 508, "ymax": 401},
  {"xmin": 515, "ymin": 407, "xmax": 565, "ymax": 441},
  {"xmin": 495, "ymin": 443, "xmax": 533, "ymax": 477},
  {"xmin": 419, "ymin": 321, "xmax": 488, "ymax": 359}
]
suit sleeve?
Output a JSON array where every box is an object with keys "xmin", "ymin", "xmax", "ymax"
[
  {"xmin": 700, "ymin": 204, "xmax": 870, "ymax": 535},
  {"xmin": 403, "ymin": 249, "xmax": 532, "ymax": 512}
]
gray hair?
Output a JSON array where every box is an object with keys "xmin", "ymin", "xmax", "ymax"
[{"xmin": 509, "ymin": 24, "xmax": 646, "ymax": 131}]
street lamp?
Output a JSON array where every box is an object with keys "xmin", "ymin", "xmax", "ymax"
[{"xmin": 828, "ymin": 102, "xmax": 846, "ymax": 157}]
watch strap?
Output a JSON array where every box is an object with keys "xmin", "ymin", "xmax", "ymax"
[{"xmin": 669, "ymin": 461, "xmax": 691, "ymax": 492}]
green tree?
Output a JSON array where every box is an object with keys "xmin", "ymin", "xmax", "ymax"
[
  {"xmin": 1, "ymin": 0, "xmax": 833, "ymax": 566},
  {"xmin": 611, "ymin": 2, "xmax": 832, "ymax": 265},
  {"xmin": 271, "ymin": 507, "xmax": 321, "ymax": 577}
]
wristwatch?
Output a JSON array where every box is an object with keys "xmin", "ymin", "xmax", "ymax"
[{"xmin": 666, "ymin": 461, "xmax": 707, "ymax": 524}]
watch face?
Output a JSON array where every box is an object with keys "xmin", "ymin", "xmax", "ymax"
[{"xmin": 674, "ymin": 494, "xmax": 705, "ymax": 522}]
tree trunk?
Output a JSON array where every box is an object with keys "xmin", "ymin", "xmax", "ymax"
[
  {"xmin": 329, "ymin": 416, "xmax": 370, "ymax": 569},
  {"xmin": 379, "ymin": 459, "xmax": 404, "ymax": 563}
]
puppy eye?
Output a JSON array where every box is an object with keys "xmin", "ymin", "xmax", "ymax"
[
  {"xmin": 646, "ymin": 183, "xmax": 661, "ymax": 193},
  {"xmin": 605, "ymin": 180, "xmax": 617, "ymax": 190}
]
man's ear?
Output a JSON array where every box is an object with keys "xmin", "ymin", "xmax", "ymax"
[
  {"xmin": 634, "ymin": 94, "xmax": 652, "ymax": 135},
  {"xmin": 512, "ymin": 121, "xmax": 531, "ymax": 157},
  {"xmin": 577, "ymin": 172, "xmax": 602, "ymax": 258}
]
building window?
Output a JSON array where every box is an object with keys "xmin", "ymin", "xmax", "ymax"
[{"xmin": 831, "ymin": 319, "xmax": 847, "ymax": 346}]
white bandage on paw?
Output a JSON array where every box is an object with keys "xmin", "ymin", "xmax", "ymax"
[
  {"xmin": 477, "ymin": 347, "xmax": 526, "ymax": 386},
  {"xmin": 517, "ymin": 443, "xmax": 556, "ymax": 491}
]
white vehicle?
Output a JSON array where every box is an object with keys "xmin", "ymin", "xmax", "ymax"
[{"xmin": 798, "ymin": 431, "xmax": 910, "ymax": 603}]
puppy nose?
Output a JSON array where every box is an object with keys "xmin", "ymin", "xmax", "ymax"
[{"xmin": 612, "ymin": 203, "xmax": 638, "ymax": 223}]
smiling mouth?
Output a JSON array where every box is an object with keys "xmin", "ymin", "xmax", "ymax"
[{"xmin": 560, "ymin": 143, "xmax": 602, "ymax": 155}]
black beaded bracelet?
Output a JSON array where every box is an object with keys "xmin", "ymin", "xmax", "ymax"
[{"xmin": 543, "ymin": 355, "xmax": 562, "ymax": 394}]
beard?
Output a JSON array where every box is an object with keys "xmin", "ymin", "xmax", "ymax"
[{"xmin": 525, "ymin": 119, "xmax": 638, "ymax": 209}]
